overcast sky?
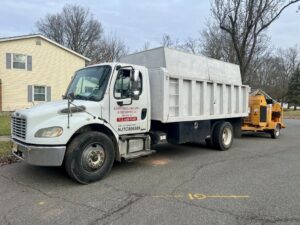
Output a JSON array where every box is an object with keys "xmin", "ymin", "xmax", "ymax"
[{"xmin": 0, "ymin": 0, "xmax": 299, "ymax": 52}]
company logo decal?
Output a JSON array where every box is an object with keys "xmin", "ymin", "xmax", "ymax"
[{"xmin": 117, "ymin": 117, "xmax": 138, "ymax": 122}]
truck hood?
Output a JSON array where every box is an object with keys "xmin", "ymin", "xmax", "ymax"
[
  {"xmin": 15, "ymin": 100, "xmax": 100, "ymax": 118},
  {"xmin": 12, "ymin": 100, "xmax": 102, "ymax": 143}
]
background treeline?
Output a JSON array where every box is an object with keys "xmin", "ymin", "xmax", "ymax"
[{"xmin": 36, "ymin": 1, "xmax": 300, "ymax": 108}]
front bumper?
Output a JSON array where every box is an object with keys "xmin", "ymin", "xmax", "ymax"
[{"xmin": 12, "ymin": 139, "xmax": 66, "ymax": 166}]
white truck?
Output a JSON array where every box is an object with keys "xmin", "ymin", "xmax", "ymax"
[{"xmin": 11, "ymin": 47, "xmax": 250, "ymax": 184}]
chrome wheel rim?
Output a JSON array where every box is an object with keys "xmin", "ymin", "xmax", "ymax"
[
  {"xmin": 275, "ymin": 127, "xmax": 280, "ymax": 137},
  {"xmin": 82, "ymin": 143, "xmax": 105, "ymax": 172},
  {"xmin": 222, "ymin": 127, "xmax": 232, "ymax": 146}
]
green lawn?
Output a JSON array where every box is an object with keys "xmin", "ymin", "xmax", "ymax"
[
  {"xmin": 284, "ymin": 109, "xmax": 300, "ymax": 118},
  {"xmin": 0, "ymin": 141, "xmax": 12, "ymax": 157},
  {"xmin": 0, "ymin": 141, "xmax": 18, "ymax": 166},
  {"xmin": 0, "ymin": 114, "xmax": 11, "ymax": 136}
]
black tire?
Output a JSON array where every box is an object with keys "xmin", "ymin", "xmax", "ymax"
[
  {"xmin": 65, "ymin": 131, "xmax": 115, "ymax": 184},
  {"xmin": 271, "ymin": 124, "xmax": 280, "ymax": 139},
  {"xmin": 212, "ymin": 122, "xmax": 233, "ymax": 151}
]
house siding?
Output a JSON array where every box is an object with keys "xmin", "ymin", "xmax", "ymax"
[{"xmin": 0, "ymin": 37, "xmax": 86, "ymax": 111}]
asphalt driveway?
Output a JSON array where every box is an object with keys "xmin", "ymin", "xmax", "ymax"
[{"xmin": 1, "ymin": 120, "xmax": 300, "ymax": 225}]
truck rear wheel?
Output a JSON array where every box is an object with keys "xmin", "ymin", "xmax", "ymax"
[
  {"xmin": 65, "ymin": 131, "xmax": 115, "ymax": 184},
  {"xmin": 212, "ymin": 122, "xmax": 233, "ymax": 151},
  {"xmin": 271, "ymin": 124, "xmax": 280, "ymax": 139}
]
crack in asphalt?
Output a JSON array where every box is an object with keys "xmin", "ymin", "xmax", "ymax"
[
  {"xmin": 87, "ymin": 194, "xmax": 144, "ymax": 225},
  {"xmin": 171, "ymin": 147, "xmax": 299, "ymax": 195},
  {"xmin": 0, "ymin": 174, "xmax": 106, "ymax": 213},
  {"xmin": 87, "ymin": 183, "xmax": 147, "ymax": 225},
  {"xmin": 0, "ymin": 175, "xmax": 148, "ymax": 225},
  {"xmin": 166, "ymin": 197, "xmax": 300, "ymax": 225}
]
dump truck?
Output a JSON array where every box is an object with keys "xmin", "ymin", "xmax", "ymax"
[
  {"xmin": 242, "ymin": 89, "xmax": 285, "ymax": 138},
  {"xmin": 11, "ymin": 47, "xmax": 250, "ymax": 184}
]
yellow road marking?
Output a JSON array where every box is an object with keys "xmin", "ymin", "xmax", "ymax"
[
  {"xmin": 152, "ymin": 193, "xmax": 249, "ymax": 200},
  {"xmin": 188, "ymin": 193, "xmax": 249, "ymax": 200},
  {"xmin": 206, "ymin": 195, "xmax": 249, "ymax": 198}
]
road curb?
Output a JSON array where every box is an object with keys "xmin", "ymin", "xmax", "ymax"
[{"xmin": 0, "ymin": 136, "xmax": 11, "ymax": 142}]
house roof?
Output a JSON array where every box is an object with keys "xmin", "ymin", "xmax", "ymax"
[{"xmin": 0, "ymin": 34, "xmax": 90, "ymax": 61}]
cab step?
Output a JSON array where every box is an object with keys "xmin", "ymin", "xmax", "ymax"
[{"xmin": 123, "ymin": 150, "xmax": 156, "ymax": 160}]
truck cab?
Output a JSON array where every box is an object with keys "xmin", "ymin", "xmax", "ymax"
[{"xmin": 12, "ymin": 63, "xmax": 153, "ymax": 183}]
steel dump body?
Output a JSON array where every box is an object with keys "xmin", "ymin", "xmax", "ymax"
[{"xmin": 121, "ymin": 47, "xmax": 250, "ymax": 123}]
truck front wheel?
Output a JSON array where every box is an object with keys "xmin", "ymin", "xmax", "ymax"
[
  {"xmin": 65, "ymin": 131, "xmax": 115, "ymax": 184},
  {"xmin": 212, "ymin": 122, "xmax": 233, "ymax": 151}
]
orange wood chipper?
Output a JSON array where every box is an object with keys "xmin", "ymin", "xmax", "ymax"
[{"xmin": 242, "ymin": 89, "xmax": 285, "ymax": 138}]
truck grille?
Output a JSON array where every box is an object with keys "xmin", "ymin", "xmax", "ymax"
[{"xmin": 12, "ymin": 116, "xmax": 27, "ymax": 139}]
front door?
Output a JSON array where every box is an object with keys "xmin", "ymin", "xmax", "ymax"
[{"xmin": 109, "ymin": 67, "xmax": 148, "ymax": 135}]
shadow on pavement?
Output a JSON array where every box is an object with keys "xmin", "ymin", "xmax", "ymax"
[
  {"xmin": 241, "ymin": 132, "xmax": 272, "ymax": 139},
  {"xmin": 2, "ymin": 142, "xmax": 213, "ymax": 186}
]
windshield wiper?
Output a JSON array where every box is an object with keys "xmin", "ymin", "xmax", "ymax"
[
  {"xmin": 86, "ymin": 95, "xmax": 100, "ymax": 101},
  {"xmin": 74, "ymin": 94, "xmax": 89, "ymax": 100}
]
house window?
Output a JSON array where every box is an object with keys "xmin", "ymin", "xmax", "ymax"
[
  {"xmin": 6, "ymin": 53, "xmax": 32, "ymax": 71},
  {"xmin": 12, "ymin": 54, "xmax": 27, "ymax": 70},
  {"xmin": 34, "ymin": 86, "xmax": 46, "ymax": 101}
]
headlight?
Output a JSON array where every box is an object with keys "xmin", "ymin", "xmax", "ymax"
[{"xmin": 35, "ymin": 127, "xmax": 63, "ymax": 138}]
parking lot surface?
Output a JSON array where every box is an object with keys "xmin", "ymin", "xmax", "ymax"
[{"xmin": 1, "ymin": 119, "xmax": 300, "ymax": 225}]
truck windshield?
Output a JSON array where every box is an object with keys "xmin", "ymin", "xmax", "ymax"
[{"xmin": 66, "ymin": 66, "xmax": 112, "ymax": 101}]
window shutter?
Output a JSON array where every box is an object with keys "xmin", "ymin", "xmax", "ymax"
[
  {"xmin": 27, "ymin": 56, "xmax": 32, "ymax": 71},
  {"xmin": 47, "ymin": 86, "xmax": 51, "ymax": 101},
  {"xmin": 6, "ymin": 53, "xmax": 11, "ymax": 69},
  {"xmin": 28, "ymin": 85, "xmax": 33, "ymax": 102}
]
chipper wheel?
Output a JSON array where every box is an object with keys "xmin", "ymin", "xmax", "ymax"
[{"xmin": 271, "ymin": 124, "xmax": 281, "ymax": 139}]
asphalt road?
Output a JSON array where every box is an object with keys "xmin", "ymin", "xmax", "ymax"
[{"xmin": 1, "ymin": 119, "xmax": 300, "ymax": 225}]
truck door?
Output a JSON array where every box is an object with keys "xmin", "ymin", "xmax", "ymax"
[{"xmin": 109, "ymin": 67, "xmax": 149, "ymax": 135}]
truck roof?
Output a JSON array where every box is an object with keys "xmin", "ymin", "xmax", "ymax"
[
  {"xmin": 85, "ymin": 62, "xmax": 147, "ymax": 71},
  {"xmin": 120, "ymin": 47, "xmax": 242, "ymax": 85}
]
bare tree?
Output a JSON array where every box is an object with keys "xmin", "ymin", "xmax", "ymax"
[
  {"xmin": 36, "ymin": 13, "xmax": 65, "ymax": 45},
  {"xmin": 160, "ymin": 34, "xmax": 182, "ymax": 48},
  {"xmin": 251, "ymin": 46, "xmax": 299, "ymax": 103},
  {"xmin": 181, "ymin": 37, "xmax": 201, "ymax": 54},
  {"xmin": 160, "ymin": 34, "xmax": 201, "ymax": 54},
  {"xmin": 161, "ymin": 34, "xmax": 174, "ymax": 47},
  {"xmin": 276, "ymin": 46, "xmax": 300, "ymax": 103},
  {"xmin": 37, "ymin": 4, "xmax": 103, "ymax": 59},
  {"xmin": 212, "ymin": 0, "xmax": 300, "ymax": 82},
  {"xmin": 92, "ymin": 34, "xmax": 129, "ymax": 63},
  {"xmin": 201, "ymin": 22, "xmax": 237, "ymax": 62}
]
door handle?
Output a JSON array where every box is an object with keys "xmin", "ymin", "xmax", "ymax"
[
  {"xmin": 117, "ymin": 98, "xmax": 132, "ymax": 106},
  {"xmin": 141, "ymin": 108, "xmax": 147, "ymax": 120}
]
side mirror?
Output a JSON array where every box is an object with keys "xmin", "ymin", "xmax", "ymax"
[
  {"xmin": 133, "ymin": 69, "xmax": 139, "ymax": 82},
  {"xmin": 68, "ymin": 92, "xmax": 75, "ymax": 102},
  {"xmin": 131, "ymin": 69, "xmax": 140, "ymax": 100}
]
